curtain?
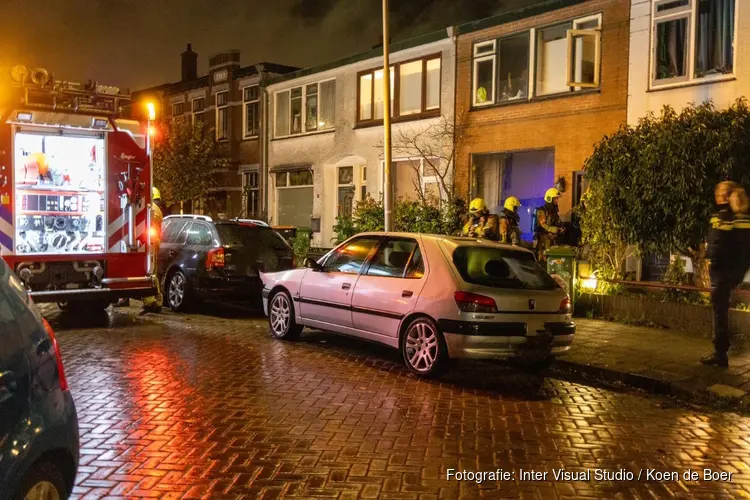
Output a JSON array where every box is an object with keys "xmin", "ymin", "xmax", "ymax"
[{"xmin": 696, "ymin": 0, "xmax": 735, "ymax": 75}]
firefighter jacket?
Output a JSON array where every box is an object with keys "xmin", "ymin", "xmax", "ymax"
[
  {"xmin": 732, "ymin": 213, "xmax": 750, "ymax": 275},
  {"xmin": 536, "ymin": 202, "xmax": 562, "ymax": 235},
  {"xmin": 499, "ymin": 208, "xmax": 521, "ymax": 245},
  {"xmin": 151, "ymin": 201, "xmax": 164, "ymax": 244},
  {"xmin": 707, "ymin": 205, "xmax": 733, "ymax": 269},
  {"xmin": 462, "ymin": 213, "xmax": 500, "ymax": 241}
]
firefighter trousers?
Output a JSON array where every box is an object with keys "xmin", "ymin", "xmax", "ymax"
[
  {"xmin": 142, "ymin": 242, "xmax": 163, "ymax": 309},
  {"xmin": 710, "ymin": 265, "xmax": 745, "ymax": 355}
]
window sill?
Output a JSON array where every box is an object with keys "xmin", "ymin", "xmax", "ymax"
[
  {"xmin": 271, "ymin": 128, "xmax": 335, "ymax": 141},
  {"xmin": 354, "ymin": 110, "xmax": 441, "ymax": 129},
  {"xmin": 470, "ymin": 88, "xmax": 600, "ymax": 111},
  {"xmin": 242, "ymin": 135, "xmax": 260, "ymax": 141},
  {"xmin": 648, "ymin": 74, "xmax": 736, "ymax": 93}
]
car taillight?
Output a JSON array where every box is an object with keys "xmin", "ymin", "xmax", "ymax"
[
  {"xmin": 42, "ymin": 319, "xmax": 68, "ymax": 392},
  {"xmin": 559, "ymin": 296, "xmax": 572, "ymax": 314},
  {"xmin": 207, "ymin": 247, "xmax": 225, "ymax": 270},
  {"xmin": 454, "ymin": 291, "xmax": 497, "ymax": 313}
]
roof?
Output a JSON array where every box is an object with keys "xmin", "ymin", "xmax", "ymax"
[
  {"xmin": 353, "ymin": 232, "xmax": 534, "ymax": 253},
  {"xmin": 266, "ymin": 29, "xmax": 451, "ymax": 86},
  {"xmin": 454, "ymin": 0, "xmax": 589, "ymax": 36}
]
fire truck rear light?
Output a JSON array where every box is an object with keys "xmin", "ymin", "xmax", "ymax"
[{"xmin": 207, "ymin": 247, "xmax": 225, "ymax": 270}]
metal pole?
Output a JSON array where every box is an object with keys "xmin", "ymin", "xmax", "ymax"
[{"xmin": 382, "ymin": 0, "xmax": 393, "ymax": 232}]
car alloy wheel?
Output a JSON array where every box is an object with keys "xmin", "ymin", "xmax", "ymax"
[
  {"xmin": 268, "ymin": 291, "xmax": 302, "ymax": 340},
  {"xmin": 168, "ymin": 272, "xmax": 186, "ymax": 310},
  {"xmin": 24, "ymin": 481, "xmax": 61, "ymax": 500},
  {"xmin": 402, "ymin": 317, "xmax": 450, "ymax": 377}
]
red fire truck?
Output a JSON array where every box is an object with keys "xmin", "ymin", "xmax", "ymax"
[{"xmin": 0, "ymin": 65, "xmax": 155, "ymax": 308}]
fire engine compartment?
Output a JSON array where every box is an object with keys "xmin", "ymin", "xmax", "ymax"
[{"xmin": 14, "ymin": 130, "xmax": 106, "ymax": 255}]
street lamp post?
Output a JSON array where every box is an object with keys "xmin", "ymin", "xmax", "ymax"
[{"xmin": 382, "ymin": 0, "xmax": 393, "ymax": 232}]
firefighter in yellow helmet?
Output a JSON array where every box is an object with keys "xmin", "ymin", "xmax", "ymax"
[
  {"xmin": 498, "ymin": 196, "xmax": 522, "ymax": 245},
  {"xmin": 533, "ymin": 187, "xmax": 566, "ymax": 262},
  {"xmin": 462, "ymin": 198, "xmax": 500, "ymax": 240},
  {"xmin": 141, "ymin": 186, "xmax": 164, "ymax": 314}
]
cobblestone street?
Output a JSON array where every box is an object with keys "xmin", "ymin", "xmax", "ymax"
[{"xmin": 48, "ymin": 306, "xmax": 750, "ymax": 499}]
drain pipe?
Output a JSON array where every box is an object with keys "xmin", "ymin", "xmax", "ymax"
[{"xmin": 255, "ymin": 64, "xmax": 269, "ymax": 222}]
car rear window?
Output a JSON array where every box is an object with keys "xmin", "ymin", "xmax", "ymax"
[
  {"xmin": 452, "ymin": 246, "xmax": 559, "ymax": 290},
  {"xmin": 216, "ymin": 224, "xmax": 290, "ymax": 251}
]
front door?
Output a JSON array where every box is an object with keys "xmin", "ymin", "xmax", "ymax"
[
  {"xmin": 351, "ymin": 237, "xmax": 426, "ymax": 337},
  {"xmin": 298, "ymin": 236, "xmax": 381, "ymax": 328}
]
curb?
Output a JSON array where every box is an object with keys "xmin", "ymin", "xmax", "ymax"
[{"xmin": 549, "ymin": 359, "xmax": 750, "ymax": 412}]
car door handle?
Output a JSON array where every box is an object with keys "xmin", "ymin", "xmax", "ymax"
[
  {"xmin": 402, "ymin": 290, "xmax": 413, "ymax": 298},
  {"xmin": 342, "ymin": 283, "xmax": 351, "ymax": 290},
  {"xmin": 0, "ymin": 371, "xmax": 17, "ymax": 393}
]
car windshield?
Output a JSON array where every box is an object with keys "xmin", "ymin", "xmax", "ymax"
[
  {"xmin": 451, "ymin": 246, "xmax": 559, "ymax": 290},
  {"xmin": 216, "ymin": 225, "xmax": 290, "ymax": 251}
]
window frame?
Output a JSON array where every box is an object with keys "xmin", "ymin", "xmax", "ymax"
[
  {"xmin": 362, "ymin": 237, "xmax": 424, "ymax": 280},
  {"xmin": 243, "ymin": 171, "xmax": 260, "ymax": 218},
  {"xmin": 322, "ymin": 236, "xmax": 382, "ymax": 275},
  {"xmin": 172, "ymin": 101, "xmax": 185, "ymax": 117},
  {"xmin": 649, "ymin": 0, "xmax": 737, "ymax": 90},
  {"xmin": 356, "ymin": 53, "xmax": 442, "ymax": 126},
  {"xmin": 215, "ymin": 91, "xmax": 229, "ymax": 141},
  {"xmin": 191, "ymin": 97, "xmax": 205, "ymax": 126},
  {"xmin": 472, "ymin": 40, "xmax": 497, "ymax": 107},
  {"xmin": 273, "ymin": 78, "xmax": 336, "ymax": 138},
  {"xmin": 242, "ymin": 85, "xmax": 260, "ymax": 139}
]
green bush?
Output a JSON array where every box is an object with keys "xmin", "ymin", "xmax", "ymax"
[{"xmin": 290, "ymin": 231, "xmax": 311, "ymax": 267}]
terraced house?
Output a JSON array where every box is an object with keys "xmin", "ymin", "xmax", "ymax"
[
  {"xmin": 265, "ymin": 30, "xmax": 457, "ymax": 247},
  {"xmin": 454, "ymin": 0, "xmax": 630, "ymax": 243}
]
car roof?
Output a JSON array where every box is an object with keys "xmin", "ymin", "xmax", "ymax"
[{"xmin": 351, "ymin": 232, "xmax": 535, "ymax": 254}]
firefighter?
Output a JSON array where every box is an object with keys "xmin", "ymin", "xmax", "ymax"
[
  {"xmin": 462, "ymin": 198, "xmax": 500, "ymax": 241},
  {"xmin": 141, "ymin": 187, "xmax": 164, "ymax": 314},
  {"xmin": 701, "ymin": 181, "xmax": 741, "ymax": 367},
  {"xmin": 534, "ymin": 188, "xmax": 566, "ymax": 262},
  {"xmin": 499, "ymin": 196, "xmax": 522, "ymax": 245}
]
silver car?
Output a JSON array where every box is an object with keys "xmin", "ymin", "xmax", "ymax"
[{"xmin": 261, "ymin": 233, "xmax": 575, "ymax": 377}]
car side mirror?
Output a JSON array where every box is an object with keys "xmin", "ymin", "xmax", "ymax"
[{"xmin": 306, "ymin": 257, "xmax": 325, "ymax": 272}]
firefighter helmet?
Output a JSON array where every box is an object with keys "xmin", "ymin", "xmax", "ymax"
[
  {"xmin": 469, "ymin": 198, "xmax": 488, "ymax": 216},
  {"xmin": 544, "ymin": 188, "xmax": 562, "ymax": 203},
  {"xmin": 152, "ymin": 187, "xmax": 161, "ymax": 200},
  {"xmin": 503, "ymin": 196, "xmax": 521, "ymax": 212}
]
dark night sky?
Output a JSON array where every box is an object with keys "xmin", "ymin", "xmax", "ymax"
[{"xmin": 0, "ymin": 0, "xmax": 544, "ymax": 91}]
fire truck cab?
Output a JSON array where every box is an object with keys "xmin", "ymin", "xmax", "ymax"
[{"xmin": 0, "ymin": 65, "xmax": 155, "ymax": 307}]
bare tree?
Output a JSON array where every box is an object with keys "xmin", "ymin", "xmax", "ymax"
[{"xmin": 377, "ymin": 112, "xmax": 470, "ymax": 204}]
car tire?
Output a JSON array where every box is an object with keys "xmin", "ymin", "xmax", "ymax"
[
  {"xmin": 401, "ymin": 316, "xmax": 450, "ymax": 378},
  {"xmin": 13, "ymin": 461, "xmax": 68, "ymax": 500},
  {"xmin": 166, "ymin": 270, "xmax": 191, "ymax": 312},
  {"xmin": 268, "ymin": 290, "xmax": 302, "ymax": 340}
]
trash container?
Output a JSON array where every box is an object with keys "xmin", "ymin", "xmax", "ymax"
[
  {"xmin": 272, "ymin": 226, "xmax": 298, "ymax": 242},
  {"xmin": 545, "ymin": 245, "xmax": 578, "ymax": 309}
]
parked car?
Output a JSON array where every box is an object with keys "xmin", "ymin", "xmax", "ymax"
[
  {"xmin": 0, "ymin": 260, "xmax": 79, "ymax": 499},
  {"xmin": 158, "ymin": 215, "xmax": 296, "ymax": 311},
  {"xmin": 261, "ymin": 233, "xmax": 575, "ymax": 377}
]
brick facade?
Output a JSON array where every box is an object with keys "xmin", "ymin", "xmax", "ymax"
[{"xmin": 454, "ymin": 0, "xmax": 630, "ymax": 215}]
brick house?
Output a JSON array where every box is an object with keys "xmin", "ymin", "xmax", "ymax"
[
  {"xmin": 454, "ymin": 0, "xmax": 630, "ymax": 242},
  {"xmin": 131, "ymin": 44, "xmax": 297, "ymax": 218}
]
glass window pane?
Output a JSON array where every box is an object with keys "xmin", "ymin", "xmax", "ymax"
[
  {"xmin": 367, "ymin": 239, "xmax": 418, "ymax": 278},
  {"xmin": 453, "ymin": 246, "xmax": 560, "ymax": 290},
  {"xmin": 571, "ymin": 32, "xmax": 598, "ymax": 86},
  {"xmin": 245, "ymin": 102, "xmax": 258, "ymax": 136},
  {"xmin": 475, "ymin": 42, "xmax": 496, "ymax": 56},
  {"xmin": 275, "ymin": 91, "xmax": 290, "ymax": 137},
  {"xmin": 290, "ymin": 90, "xmax": 302, "ymax": 135},
  {"xmin": 319, "ymin": 80, "xmax": 336, "ymax": 130},
  {"xmin": 289, "ymin": 170, "xmax": 313, "ymax": 186},
  {"xmin": 325, "ymin": 237, "xmax": 380, "ymax": 274},
  {"xmin": 406, "ymin": 247, "xmax": 425, "ymax": 279},
  {"xmin": 399, "ymin": 60, "xmax": 423, "ymax": 116},
  {"xmin": 536, "ymin": 24, "xmax": 572, "ymax": 95},
  {"xmin": 305, "ymin": 85, "xmax": 318, "ymax": 132},
  {"xmin": 291, "ymin": 87, "xmax": 302, "ymax": 99},
  {"xmin": 474, "ymin": 58, "xmax": 495, "ymax": 104},
  {"xmin": 498, "ymin": 33, "xmax": 530, "ymax": 101},
  {"xmin": 695, "ymin": 0, "xmax": 735, "ymax": 77},
  {"xmin": 186, "ymin": 223, "xmax": 212, "ymax": 246},
  {"xmin": 192, "ymin": 98, "xmax": 204, "ymax": 112},
  {"xmin": 359, "ymin": 74, "xmax": 372, "ymax": 120},
  {"xmin": 216, "ymin": 92, "xmax": 228, "ymax": 106},
  {"xmin": 275, "ymin": 172, "xmax": 287, "ymax": 187},
  {"xmin": 657, "ymin": 0, "xmax": 689, "ymax": 12},
  {"xmin": 244, "ymin": 86, "xmax": 259, "ymax": 101},
  {"xmin": 277, "ymin": 186, "xmax": 313, "ymax": 228},
  {"xmin": 655, "ymin": 18, "xmax": 688, "ymax": 80},
  {"xmin": 338, "ymin": 166, "xmax": 353, "ymax": 184},
  {"xmin": 373, "ymin": 67, "xmax": 395, "ymax": 120},
  {"xmin": 217, "ymin": 108, "xmax": 228, "ymax": 140},
  {"xmin": 425, "ymin": 58, "xmax": 441, "ymax": 110},
  {"xmin": 338, "ymin": 185, "xmax": 355, "ymax": 218}
]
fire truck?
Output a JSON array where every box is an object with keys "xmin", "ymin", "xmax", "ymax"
[{"xmin": 0, "ymin": 65, "xmax": 155, "ymax": 308}]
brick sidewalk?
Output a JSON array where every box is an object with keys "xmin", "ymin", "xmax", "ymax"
[{"xmin": 558, "ymin": 318, "xmax": 750, "ymax": 407}]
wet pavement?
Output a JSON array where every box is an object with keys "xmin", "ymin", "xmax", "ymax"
[{"xmin": 46, "ymin": 304, "xmax": 750, "ymax": 499}]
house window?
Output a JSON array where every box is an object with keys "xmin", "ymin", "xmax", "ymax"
[
  {"xmin": 573, "ymin": 171, "xmax": 590, "ymax": 207},
  {"xmin": 191, "ymin": 98, "xmax": 205, "ymax": 126},
  {"xmin": 274, "ymin": 80, "xmax": 336, "ymax": 138},
  {"xmin": 471, "ymin": 15, "xmax": 601, "ymax": 105},
  {"xmin": 275, "ymin": 170, "xmax": 314, "ymax": 228},
  {"xmin": 216, "ymin": 91, "xmax": 228, "ymax": 141},
  {"xmin": 358, "ymin": 55, "xmax": 441, "ymax": 124},
  {"xmin": 652, "ymin": 0, "xmax": 735, "ymax": 86},
  {"xmin": 243, "ymin": 86, "xmax": 259, "ymax": 138},
  {"xmin": 243, "ymin": 171, "xmax": 260, "ymax": 218},
  {"xmin": 361, "ymin": 167, "xmax": 367, "ymax": 200},
  {"xmin": 172, "ymin": 102, "xmax": 185, "ymax": 117},
  {"xmin": 383, "ymin": 158, "xmax": 442, "ymax": 202}
]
